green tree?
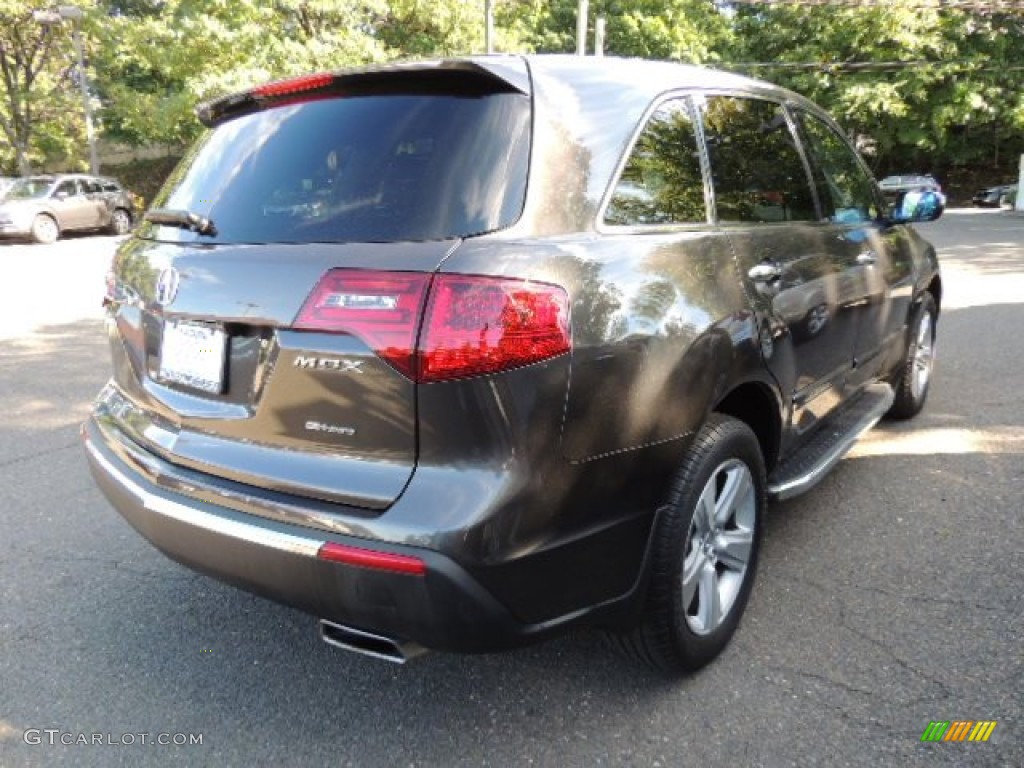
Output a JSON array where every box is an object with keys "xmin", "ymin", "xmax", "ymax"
[
  {"xmin": 374, "ymin": 0, "xmax": 491, "ymax": 56},
  {"xmin": 727, "ymin": 1, "xmax": 1024, "ymax": 174},
  {"xmin": 502, "ymin": 0, "xmax": 731, "ymax": 62},
  {"xmin": 93, "ymin": 0, "xmax": 390, "ymax": 147},
  {"xmin": 0, "ymin": 0, "xmax": 83, "ymax": 174}
]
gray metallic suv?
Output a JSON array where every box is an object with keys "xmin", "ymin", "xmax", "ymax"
[
  {"xmin": 0, "ymin": 173, "xmax": 136, "ymax": 243},
  {"xmin": 84, "ymin": 56, "xmax": 943, "ymax": 674}
]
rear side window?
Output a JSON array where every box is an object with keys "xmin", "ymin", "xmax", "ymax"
[
  {"xmin": 605, "ymin": 98, "xmax": 706, "ymax": 226},
  {"xmin": 150, "ymin": 87, "xmax": 531, "ymax": 244},
  {"xmin": 697, "ymin": 96, "xmax": 817, "ymax": 223}
]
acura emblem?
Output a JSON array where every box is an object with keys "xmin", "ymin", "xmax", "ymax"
[{"xmin": 155, "ymin": 267, "xmax": 180, "ymax": 306}]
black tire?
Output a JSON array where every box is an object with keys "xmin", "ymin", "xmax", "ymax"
[
  {"xmin": 108, "ymin": 208, "xmax": 132, "ymax": 235},
  {"xmin": 611, "ymin": 414, "xmax": 766, "ymax": 675},
  {"xmin": 886, "ymin": 293, "xmax": 937, "ymax": 420},
  {"xmin": 30, "ymin": 214, "xmax": 59, "ymax": 245}
]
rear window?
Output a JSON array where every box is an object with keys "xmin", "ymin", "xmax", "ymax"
[{"xmin": 147, "ymin": 87, "xmax": 531, "ymax": 244}]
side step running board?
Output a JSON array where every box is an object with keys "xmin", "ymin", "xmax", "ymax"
[{"xmin": 768, "ymin": 383, "xmax": 894, "ymax": 501}]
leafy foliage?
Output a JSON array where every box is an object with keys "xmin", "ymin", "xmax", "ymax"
[
  {"xmin": 4, "ymin": 0, "xmax": 1022, "ymax": 184},
  {"xmin": 93, "ymin": 1, "xmax": 392, "ymax": 146},
  {"xmin": 501, "ymin": 0, "xmax": 731, "ymax": 61},
  {"xmin": 728, "ymin": 1, "xmax": 1024, "ymax": 175},
  {"xmin": 0, "ymin": 0, "xmax": 86, "ymax": 174}
]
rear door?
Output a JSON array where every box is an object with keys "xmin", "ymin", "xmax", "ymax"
[
  {"xmin": 103, "ymin": 67, "xmax": 531, "ymax": 510},
  {"xmin": 80, "ymin": 177, "xmax": 110, "ymax": 227},
  {"xmin": 698, "ymin": 94, "xmax": 857, "ymax": 432},
  {"xmin": 49, "ymin": 179, "xmax": 89, "ymax": 229}
]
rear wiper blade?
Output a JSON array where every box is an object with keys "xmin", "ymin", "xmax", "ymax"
[{"xmin": 144, "ymin": 208, "xmax": 217, "ymax": 237}]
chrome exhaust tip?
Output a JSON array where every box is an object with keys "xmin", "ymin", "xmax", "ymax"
[{"xmin": 319, "ymin": 620, "xmax": 426, "ymax": 664}]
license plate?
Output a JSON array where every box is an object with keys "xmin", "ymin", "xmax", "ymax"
[{"xmin": 158, "ymin": 321, "xmax": 226, "ymax": 394}]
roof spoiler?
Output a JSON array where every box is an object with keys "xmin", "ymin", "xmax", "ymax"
[{"xmin": 196, "ymin": 57, "xmax": 530, "ymax": 127}]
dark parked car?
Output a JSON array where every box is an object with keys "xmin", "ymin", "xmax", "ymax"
[
  {"xmin": 84, "ymin": 56, "xmax": 943, "ymax": 674},
  {"xmin": 0, "ymin": 173, "xmax": 136, "ymax": 243},
  {"xmin": 972, "ymin": 183, "xmax": 1016, "ymax": 208}
]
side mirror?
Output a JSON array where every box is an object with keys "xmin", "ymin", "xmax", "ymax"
[
  {"xmin": 889, "ymin": 189, "xmax": 944, "ymax": 224},
  {"xmin": 54, "ymin": 190, "xmax": 69, "ymax": 200}
]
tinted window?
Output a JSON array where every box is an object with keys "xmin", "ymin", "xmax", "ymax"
[
  {"xmin": 55, "ymin": 180, "xmax": 78, "ymax": 197},
  {"xmin": 83, "ymin": 179, "xmax": 103, "ymax": 194},
  {"xmin": 150, "ymin": 90, "xmax": 530, "ymax": 244},
  {"xmin": 697, "ymin": 96, "xmax": 816, "ymax": 223},
  {"xmin": 796, "ymin": 111, "xmax": 880, "ymax": 224},
  {"xmin": 605, "ymin": 98, "xmax": 706, "ymax": 226}
]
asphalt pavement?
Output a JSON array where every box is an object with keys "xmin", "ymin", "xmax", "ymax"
[{"xmin": 0, "ymin": 212, "xmax": 1021, "ymax": 767}]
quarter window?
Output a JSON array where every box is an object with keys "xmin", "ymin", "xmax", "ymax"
[
  {"xmin": 605, "ymin": 98, "xmax": 706, "ymax": 226},
  {"xmin": 795, "ymin": 111, "xmax": 880, "ymax": 224},
  {"xmin": 698, "ymin": 96, "xmax": 817, "ymax": 223}
]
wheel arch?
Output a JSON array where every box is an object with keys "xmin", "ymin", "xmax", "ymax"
[
  {"xmin": 925, "ymin": 273, "xmax": 942, "ymax": 315},
  {"xmin": 713, "ymin": 380, "xmax": 783, "ymax": 473}
]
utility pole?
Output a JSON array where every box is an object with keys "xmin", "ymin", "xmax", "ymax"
[
  {"xmin": 485, "ymin": 0, "xmax": 494, "ymax": 54},
  {"xmin": 594, "ymin": 17, "xmax": 606, "ymax": 57},
  {"xmin": 33, "ymin": 5, "xmax": 98, "ymax": 175},
  {"xmin": 1017, "ymin": 155, "xmax": 1024, "ymax": 212},
  {"xmin": 576, "ymin": 0, "xmax": 588, "ymax": 56}
]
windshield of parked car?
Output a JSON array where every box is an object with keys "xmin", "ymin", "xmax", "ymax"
[
  {"xmin": 147, "ymin": 86, "xmax": 531, "ymax": 244},
  {"xmin": 5, "ymin": 178, "xmax": 53, "ymax": 201}
]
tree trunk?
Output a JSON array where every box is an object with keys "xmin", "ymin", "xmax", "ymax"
[{"xmin": 15, "ymin": 139, "xmax": 31, "ymax": 176}]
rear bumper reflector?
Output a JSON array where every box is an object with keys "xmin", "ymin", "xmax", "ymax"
[{"xmin": 317, "ymin": 542, "xmax": 426, "ymax": 576}]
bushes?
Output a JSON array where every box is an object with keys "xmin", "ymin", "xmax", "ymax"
[{"xmin": 102, "ymin": 155, "xmax": 181, "ymax": 209}]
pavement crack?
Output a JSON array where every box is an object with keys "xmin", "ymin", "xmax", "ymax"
[
  {"xmin": 773, "ymin": 568, "xmax": 1014, "ymax": 614},
  {"xmin": 0, "ymin": 439, "xmax": 80, "ymax": 469},
  {"xmin": 850, "ymin": 582, "xmax": 1018, "ymax": 613},
  {"xmin": 770, "ymin": 666, "xmax": 876, "ymax": 697},
  {"xmin": 769, "ymin": 569, "xmax": 957, "ymax": 700}
]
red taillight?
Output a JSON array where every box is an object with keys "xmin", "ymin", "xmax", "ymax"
[
  {"xmin": 252, "ymin": 72, "xmax": 334, "ymax": 98},
  {"xmin": 294, "ymin": 271, "xmax": 432, "ymax": 378},
  {"xmin": 294, "ymin": 270, "xmax": 571, "ymax": 382},
  {"xmin": 419, "ymin": 275, "xmax": 571, "ymax": 382},
  {"xmin": 317, "ymin": 542, "xmax": 426, "ymax": 576}
]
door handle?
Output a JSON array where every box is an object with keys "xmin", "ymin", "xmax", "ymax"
[
  {"xmin": 748, "ymin": 261, "xmax": 782, "ymax": 283},
  {"xmin": 856, "ymin": 250, "xmax": 878, "ymax": 266}
]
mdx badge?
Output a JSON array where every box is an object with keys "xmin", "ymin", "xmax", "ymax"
[
  {"xmin": 293, "ymin": 356, "xmax": 364, "ymax": 373},
  {"xmin": 155, "ymin": 267, "xmax": 180, "ymax": 306}
]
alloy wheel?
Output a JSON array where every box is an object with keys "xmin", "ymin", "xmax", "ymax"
[
  {"xmin": 111, "ymin": 209, "xmax": 131, "ymax": 235},
  {"xmin": 33, "ymin": 216, "xmax": 58, "ymax": 244},
  {"xmin": 910, "ymin": 311, "xmax": 934, "ymax": 400},
  {"xmin": 682, "ymin": 459, "xmax": 756, "ymax": 635}
]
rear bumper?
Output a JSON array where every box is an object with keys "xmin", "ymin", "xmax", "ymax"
[{"xmin": 83, "ymin": 417, "xmax": 601, "ymax": 653}]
